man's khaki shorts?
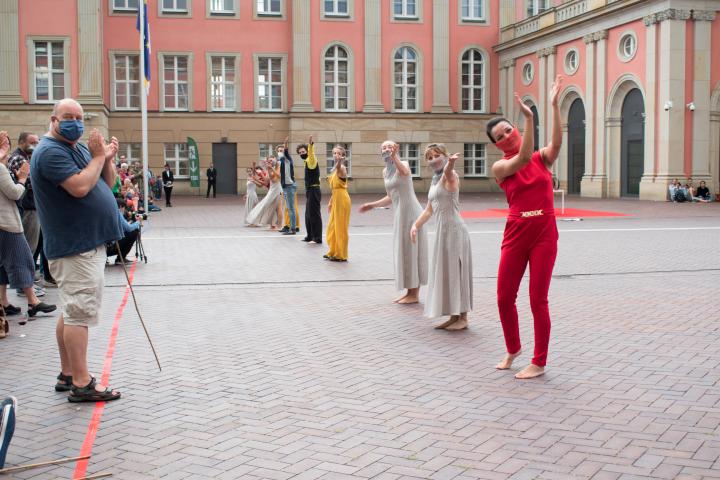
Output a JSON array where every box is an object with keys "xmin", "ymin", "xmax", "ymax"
[{"xmin": 49, "ymin": 245, "xmax": 107, "ymax": 327}]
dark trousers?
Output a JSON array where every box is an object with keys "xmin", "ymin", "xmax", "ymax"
[
  {"xmin": 206, "ymin": 181, "xmax": 216, "ymax": 198},
  {"xmin": 164, "ymin": 187, "xmax": 173, "ymax": 206},
  {"xmin": 305, "ymin": 186, "xmax": 322, "ymax": 242},
  {"xmin": 106, "ymin": 229, "xmax": 139, "ymax": 260},
  {"xmin": 34, "ymin": 230, "xmax": 53, "ymax": 282}
]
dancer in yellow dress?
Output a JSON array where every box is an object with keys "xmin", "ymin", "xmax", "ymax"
[{"xmin": 324, "ymin": 145, "xmax": 351, "ymax": 262}]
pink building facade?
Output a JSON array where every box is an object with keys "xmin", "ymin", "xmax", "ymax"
[
  {"xmin": 497, "ymin": 0, "xmax": 720, "ymax": 200},
  {"xmin": 0, "ymin": 0, "xmax": 718, "ymax": 199}
]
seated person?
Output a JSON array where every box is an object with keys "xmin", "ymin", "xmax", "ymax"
[
  {"xmin": 693, "ymin": 180, "xmax": 712, "ymax": 203},
  {"xmin": 668, "ymin": 178, "xmax": 680, "ymax": 201},
  {"xmin": 106, "ymin": 201, "xmax": 140, "ymax": 265}
]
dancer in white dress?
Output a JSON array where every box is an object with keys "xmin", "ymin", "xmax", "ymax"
[
  {"xmin": 246, "ymin": 158, "xmax": 282, "ymax": 228},
  {"xmin": 411, "ymin": 143, "xmax": 473, "ymax": 330},
  {"xmin": 244, "ymin": 167, "xmax": 260, "ymax": 226},
  {"xmin": 359, "ymin": 140, "xmax": 428, "ymax": 304}
]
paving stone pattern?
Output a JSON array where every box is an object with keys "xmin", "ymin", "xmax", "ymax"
[{"xmin": 1, "ymin": 194, "xmax": 719, "ymax": 479}]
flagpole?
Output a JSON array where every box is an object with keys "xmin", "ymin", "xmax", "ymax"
[{"xmin": 140, "ymin": 0, "xmax": 149, "ymax": 214}]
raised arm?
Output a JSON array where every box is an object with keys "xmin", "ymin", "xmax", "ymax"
[
  {"xmin": 442, "ymin": 152, "xmax": 461, "ymax": 192},
  {"xmin": 540, "ymin": 75, "xmax": 563, "ymax": 167},
  {"xmin": 490, "ymin": 94, "xmax": 535, "ymax": 182},
  {"xmin": 390, "ymin": 144, "xmax": 411, "ymax": 177}
]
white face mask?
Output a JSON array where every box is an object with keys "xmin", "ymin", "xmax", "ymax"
[{"xmin": 277, "ymin": 152, "xmax": 285, "ymax": 159}]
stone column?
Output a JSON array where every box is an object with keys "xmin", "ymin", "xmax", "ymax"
[
  {"xmin": 0, "ymin": 0, "xmax": 22, "ymax": 103},
  {"xmin": 431, "ymin": 0, "xmax": 451, "ymax": 112},
  {"xmin": 363, "ymin": 0, "xmax": 384, "ymax": 112},
  {"xmin": 499, "ymin": 63, "xmax": 507, "ymax": 115},
  {"xmin": 593, "ymin": 30, "xmax": 607, "ymax": 183},
  {"xmin": 690, "ymin": 10, "xmax": 715, "ymax": 179},
  {"xmin": 506, "ymin": 60, "xmax": 515, "ymax": 121},
  {"xmin": 77, "ymin": 0, "xmax": 104, "ymax": 104},
  {"xmin": 580, "ymin": 33, "xmax": 596, "ymax": 196},
  {"xmin": 656, "ymin": 9, "xmax": 689, "ymax": 180},
  {"xmin": 291, "ymin": 0, "xmax": 313, "ymax": 112},
  {"xmin": 537, "ymin": 51, "xmax": 546, "ymax": 147},
  {"xmin": 546, "ymin": 48, "xmax": 556, "ymax": 137},
  {"xmin": 640, "ymin": 14, "xmax": 657, "ymax": 195},
  {"xmin": 499, "ymin": 0, "xmax": 515, "ymax": 29}
]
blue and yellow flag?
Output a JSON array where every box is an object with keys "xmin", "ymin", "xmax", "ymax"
[{"xmin": 136, "ymin": 0, "xmax": 151, "ymax": 93}]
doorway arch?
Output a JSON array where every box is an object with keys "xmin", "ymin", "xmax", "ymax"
[
  {"xmin": 620, "ymin": 88, "xmax": 645, "ymax": 197},
  {"xmin": 567, "ymin": 98, "xmax": 585, "ymax": 194}
]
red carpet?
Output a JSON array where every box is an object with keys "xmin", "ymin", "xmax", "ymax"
[{"xmin": 461, "ymin": 208, "xmax": 631, "ymax": 219}]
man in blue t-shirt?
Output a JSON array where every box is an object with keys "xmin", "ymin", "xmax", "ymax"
[{"xmin": 31, "ymin": 98, "xmax": 124, "ymax": 403}]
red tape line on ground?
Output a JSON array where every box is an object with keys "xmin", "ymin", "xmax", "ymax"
[{"xmin": 72, "ymin": 260, "xmax": 137, "ymax": 480}]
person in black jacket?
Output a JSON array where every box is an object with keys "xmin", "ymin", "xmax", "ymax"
[
  {"xmin": 206, "ymin": 162, "xmax": 217, "ymax": 198},
  {"xmin": 299, "ymin": 135, "xmax": 322, "ymax": 244},
  {"xmin": 162, "ymin": 163, "xmax": 173, "ymax": 207}
]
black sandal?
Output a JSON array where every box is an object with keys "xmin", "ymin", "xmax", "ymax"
[
  {"xmin": 55, "ymin": 372, "xmax": 73, "ymax": 392},
  {"xmin": 68, "ymin": 377, "xmax": 121, "ymax": 403}
]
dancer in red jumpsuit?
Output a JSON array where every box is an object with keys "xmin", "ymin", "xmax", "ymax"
[{"xmin": 487, "ymin": 75, "xmax": 563, "ymax": 379}]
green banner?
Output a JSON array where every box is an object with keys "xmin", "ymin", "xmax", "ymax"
[{"xmin": 187, "ymin": 137, "xmax": 200, "ymax": 188}]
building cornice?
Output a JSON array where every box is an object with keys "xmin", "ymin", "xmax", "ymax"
[{"xmin": 536, "ymin": 46, "xmax": 557, "ymax": 57}]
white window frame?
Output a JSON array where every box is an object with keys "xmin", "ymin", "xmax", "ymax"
[
  {"xmin": 321, "ymin": 43, "xmax": 353, "ymax": 112},
  {"xmin": 254, "ymin": 54, "xmax": 287, "ymax": 112},
  {"xmin": 325, "ymin": 143, "xmax": 352, "ymax": 177},
  {"xmin": 564, "ymin": 48, "xmax": 579, "ymax": 75},
  {"xmin": 618, "ymin": 31, "xmax": 638, "ymax": 63},
  {"xmin": 117, "ymin": 143, "xmax": 142, "ymax": 164},
  {"xmin": 206, "ymin": 0, "xmax": 239, "ymax": 18},
  {"xmin": 26, "ymin": 37, "xmax": 70, "ymax": 104},
  {"xmin": 526, "ymin": 0, "xmax": 549, "ymax": 17},
  {"xmin": 206, "ymin": 53, "xmax": 241, "ymax": 112},
  {"xmin": 164, "ymin": 143, "xmax": 189, "ymax": 178},
  {"xmin": 459, "ymin": 0, "xmax": 487, "ymax": 23},
  {"xmin": 392, "ymin": 0, "xmax": 419, "ymax": 20},
  {"xmin": 110, "ymin": 0, "xmax": 139, "ymax": 13},
  {"xmin": 464, "ymin": 143, "xmax": 487, "ymax": 177},
  {"xmin": 459, "ymin": 47, "xmax": 487, "ymax": 113},
  {"xmin": 391, "ymin": 44, "xmax": 422, "ymax": 113},
  {"xmin": 110, "ymin": 52, "xmax": 140, "ymax": 111},
  {"xmin": 158, "ymin": 0, "xmax": 192, "ymax": 17},
  {"xmin": 398, "ymin": 143, "xmax": 421, "ymax": 178},
  {"xmin": 521, "ymin": 61, "xmax": 534, "ymax": 86},
  {"xmin": 259, "ymin": 143, "xmax": 273, "ymax": 161},
  {"xmin": 322, "ymin": 0, "xmax": 350, "ymax": 18},
  {"xmin": 254, "ymin": 0, "xmax": 285, "ymax": 19},
  {"xmin": 158, "ymin": 52, "xmax": 193, "ymax": 112}
]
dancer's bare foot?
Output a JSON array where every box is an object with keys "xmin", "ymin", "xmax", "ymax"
[
  {"xmin": 397, "ymin": 295, "xmax": 418, "ymax": 304},
  {"xmin": 445, "ymin": 317, "xmax": 468, "ymax": 331},
  {"xmin": 392, "ymin": 293, "xmax": 407, "ymax": 303},
  {"xmin": 515, "ymin": 364, "xmax": 545, "ymax": 379},
  {"xmin": 434, "ymin": 315, "xmax": 458, "ymax": 329},
  {"xmin": 495, "ymin": 350, "xmax": 522, "ymax": 370}
]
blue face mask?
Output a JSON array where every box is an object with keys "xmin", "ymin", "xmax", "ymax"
[{"xmin": 58, "ymin": 119, "xmax": 84, "ymax": 141}]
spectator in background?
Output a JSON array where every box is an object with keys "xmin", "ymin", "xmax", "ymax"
[
  {"xmin": 162, "ymin": 163, "xmax": 173, "ymax": 207},
  {"xmin": 668, "ymin": 178, "xmax": 680, "ymax": 202},
  {"xmin": 0, "ymin": 130, "xmax": 56, "ymax": 319},
  {"xmin": 206, "ymin": 162, "xmax": 217, "ymax": 198},
  {"xmin": 693, "ymin": 180, "xmax": 712, "ymax": 203}
]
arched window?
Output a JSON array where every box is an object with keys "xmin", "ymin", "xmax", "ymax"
[
  {"xmin": 393, "ymin": 46, "xmax": 418, "ymax": 111},
  {"xmin": 461, "ymin": 48, "xmax": 485, "ymax": 112},
  {"xmin": 323, "ymin": 45, "xmax": 349, "ymax": 111}
]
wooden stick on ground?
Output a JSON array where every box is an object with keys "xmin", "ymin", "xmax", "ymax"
[
  {"xmin": 0, "ymin": 455, "xmax": 90, "ymax": 474},
  {"xmin": 73, "ymin": 472, "xmax": 113, "ymax": 480}
]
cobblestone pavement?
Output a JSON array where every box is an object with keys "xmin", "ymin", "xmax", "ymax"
[{"xmin": 1, "ymin": 194, "xmax": 719, "ymax": 480}]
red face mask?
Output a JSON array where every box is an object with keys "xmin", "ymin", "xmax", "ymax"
[{"xmin": 495, "ymin": 128, "xmax": 522, "ymax": 159}]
